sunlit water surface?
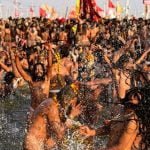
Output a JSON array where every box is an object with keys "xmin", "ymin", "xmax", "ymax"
[{"xmin": 0, "ymin": 85, "xmax": 119, "ymax": 150}]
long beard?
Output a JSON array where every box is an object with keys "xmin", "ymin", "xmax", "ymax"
[{"xmin": 32, "ymin": 74, "xmax": 45, "ymax": 82}]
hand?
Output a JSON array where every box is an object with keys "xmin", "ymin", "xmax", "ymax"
[
  {"xmin": 69, "ymin": 100, "xmax": 82, "ymax": 119},
  {"xmin": 15, "ymin": 50, "xmax": 20, "ymax": 57},
  {"xmin": 79, "ymin": 126, "xmax": 96, "ymax": 137},
  {"xmin": 104, "ymin": 119, "xmax": 111, "ymax": 126},
  {"xmin": 10, "ymin": 50, "xmax": 15, "ymax": 60},
  {"xmin": 45, "ymin": 43, "xmax": 57, "ymax": 51},
  {"xmin": 104, "ymin": 78, "xmax": 112, "ymax": 84}
]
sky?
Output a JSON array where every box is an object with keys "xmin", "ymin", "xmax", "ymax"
[{"xmin": 0, "ymin": 0, "xmax": 145, "ymax": 18}]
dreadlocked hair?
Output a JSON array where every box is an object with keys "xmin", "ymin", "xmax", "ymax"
[
  {"xmin": 123, "ymin": 86, "xmax": 150, "ymax": 149},
  {"xmin": 136, "ymin": 85, "xmax": 150, "ymax": 149}
]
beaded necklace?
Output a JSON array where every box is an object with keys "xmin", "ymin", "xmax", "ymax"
[
  {"xmin": 70, "ymin": 83, "xmax": 79, "ymax": 95},
  {"xmin": 54, "ymin": 52, "xmax": 65, "ymax": 87}
]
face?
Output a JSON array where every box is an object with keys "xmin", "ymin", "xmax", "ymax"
[
  {"xmin": 129, "ymin": 95, "xmax": 140, "ymax": 105},
  {"xmin": 107, "ymin": 50, "xmax": 113, "ymax": 59},
  {"xmin": 71, "ymin": 70, "xmax": 78, "ymax": 81},
  {"xmin": 63, "ymin": 97, "xmax": 77, "ymax": 114},
  {"xmin": 35, "ymin": 64, "xmax": 44, "ymax": 78}
]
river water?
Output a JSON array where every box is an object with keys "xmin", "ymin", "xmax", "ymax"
[
  {"xmin": 0, "ymin": 85, "xmax": 117, "ymax": 150},
  {"xmin": 0, "ymin": 87, "xmax": 30, "ymax": 150}
]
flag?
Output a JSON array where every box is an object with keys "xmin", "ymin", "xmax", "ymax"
[
  {"xmin": 144, "ymin": 0, "xmax": 150, "ymax": 5},
  {"xmin": 44, "ymin": 4, "xmax": 52, "ymax": 14},
  {"xmin": 69, "ymin": 8, "xmax": 77, "ymax": 18},
  {"xmin": 107, "ymin": 0, "xmax": 116, "ymax": 18},
  {"xmin": 116, "ymin": 2, "xmax": 123, "ymax": 14},
  {"xmin": 39, "ymin": 7, "xmax": 47, "ymax": 17},
  {"xmin": 15, "ymin": 9, "xmax": 19, "ymax": 18},
  {"xmin": 108, "ymin": 0, "xmax": 115, "ymax": 8},
  {"xmin": 96, "ymin": 6, "xmax": 104, "ymax": 12},
  {"xmin": 76, "ymin": 0, "xmax": 80, "ymax": 15},
  {"xmin": 29, "ymin": 7, "xmax": 34, "ymax": 17},
  {"xmin": 91, "ymin": 0, "xmax": 104, "ymax": 18},
  {"xmin": 30, "ymin": 7, "xmax": 33, "ymax": 13}
]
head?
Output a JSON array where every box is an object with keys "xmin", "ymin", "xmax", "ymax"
[
  {"xmin": 71, "ymin": 70, "xmax": 78, "ymax": 81},
  {"xmin": 31, "ymin": 63, "xmax": 46, "ymax": 81},
  {"xmin": 121, "ymin": 88, "xmax": 143, "ymax": 108},
  {"xmin": 4, "ymin": 72, "xmax": 15, "ymax": 86},
  {"xmin": 57, "ymin": 85, "xmax": 77, "ymax": 112},
  {"xmin": 59, "ymin": 45, "xmax": 70, "ymax": 58},
  {"xmin": 113, "ymin": 54, "xmax": 130, "ymax": 69},
  {"xmin": 122, "ymin": 86, "xmax": 150, "ymax": 149}
]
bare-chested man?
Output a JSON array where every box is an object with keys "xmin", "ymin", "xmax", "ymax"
[
  {"xmin": 80, "ymin": 86, "xmax": 150, "ymax": 150},
  {"xmin": 24, "ymin": 87, "xmax": 82, "ymax": 150},
  {"xmin": 50, "ymin": 45, "xmax": 78, "ymax": 90},
  {"xmin": 58, "ymin": 26, "xmax": 68, "ymax": 45},
  {"xmin": 103, "ymin": 41, "xmax": 150, "ymax": 99},
  {"xmin": 15, "ymin": 43, "xmax": 53, "ymax": 109}
]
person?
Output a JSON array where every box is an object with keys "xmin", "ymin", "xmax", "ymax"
[
  {"xmin": 14, "ymin": 43, "xmax": 53, "ymax": 109},
  {"xmin": 0, "ymin": 45, "xmax": 26, "ymax": 96},
  {"xmin": 0, "ymin": 71, "xmax": 15, "ymax": 97},
  {"xmin": 50, "ymin": 45, "xmax": 78, "ymax": 90},
  {"xmin": 103, "ymin": 41, "xmax": 150, "ymax": 99},
  {"xmin": 79, "ymin": 86, "xmax": 150, "ymax": 150},
  {"xmin": 24, "ymin": 84, "xmax": 82, "ymax": 150}
]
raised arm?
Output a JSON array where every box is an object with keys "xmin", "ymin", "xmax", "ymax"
[
  {"xmin": 45, "ymin": 43, "xmax": 54, "ymax": 79},
  {"xmin": 8, "ymin": 46, "xmax": 21, "ymax": 78},
  {"xmin": 95, "ymin": 45, "xmax": 112, "ymax": 67},
  {"xmin": 0, "ymin": 60, "xmax": 11, "ymax": 72},
  {"xmin": 103, "ymin": 52, "xmax": 112, "ymax": 67},
  {"xmin": 113, "ymin": 39, "xmax": 135, "ymax": 63},
  {"xmin": 109, "ymin": 116, "xmax": 139, "ymax": 150},
  {"xmin": 15, "ymin": 52, "xmax": 32, "ymax": 82},
  {"xmin": 135, "ymin": 48, "xmax": 150, "ymax": 65}
]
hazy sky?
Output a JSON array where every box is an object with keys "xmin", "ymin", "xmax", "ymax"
[{"xmin": 0, "ymin": 0, "xmax": 145, "ymax": 18}]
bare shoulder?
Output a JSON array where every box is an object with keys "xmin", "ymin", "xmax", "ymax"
[
  {"xmin": 125, "ymin": 114, "xmax": 139, "ymax": 133},
  {"xmin": 32, "ymin": 98, "xmax": 53, "ymax": 117}
]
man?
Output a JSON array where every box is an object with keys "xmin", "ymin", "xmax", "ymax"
[
  {"xmin": 50, "ymin": 45, "xmax": 78, "ymax": 90},
  {"xmin": 15, "ymin": 43, "xmax": 53, "ymax": 109},
  {"xmin": 79, "ymin": 86, "xmax": 150, "ymax": 150},
  {"xmin": 24, "ymin": 85, "xmax": 82, "ymax": 150},
  {"xmin": 103, "ymin": 40, "xmax": 150, "ymax": 99}
]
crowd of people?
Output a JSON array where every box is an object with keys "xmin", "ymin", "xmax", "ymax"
[{"xmin": 0, "ymin": 16, "xmax": 150, "ymax": 149}]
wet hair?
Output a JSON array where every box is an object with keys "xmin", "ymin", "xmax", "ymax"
[
  {"xmin": 122, "ymin": 86, "xmax": 150, "ymax": 149},
  {"xmin": 4, "ymin": 72, "xmax": 15, "ymax": 85},
  {"xmin": 57, "ymin": 85, "xmax": 77, "ymax": 120},
  {"xmin": 113, "ymin": 54, "xmax": 130, "ymax": 69},
  {"xmin": 82, "ymin": 23, "xmax": 88, "ymax": 35},
  {"xmin": 5, "ymin": 23, "xmax": 10, "ymax": 29},
  {"xmin": 130, "ymin": 70, "xmax": 149, "ymax": 88},
  {"xmin": 31, "ymin": 63, "xmax": 46, "ymax": 81},
  {"xmin": 136, "ymin": 85, "xmax": 150, "ymax": 149},
  {"xmin": 57, "ymin": 85, "xmax": 77, "ymax": 104},
  {"xmin": 59, "ymin": 45, "xmax": 70, "ymax": 58}
]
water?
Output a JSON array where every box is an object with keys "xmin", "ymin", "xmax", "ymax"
[
  {"xmin": 0, "ymin": 86, "xmax": 30, "ymax": 150},
  {"xmin": 0, "ymin": 85, "xmax": 113, "ymax": 150}
]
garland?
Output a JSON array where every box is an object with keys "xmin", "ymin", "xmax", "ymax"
[
  {"xmin": 54, "ymin": 52, "xmax": 65, "ymax": 87},
  {"xmin": 70, "ymin": 83, "xmax": 79, "ymax": 95}
]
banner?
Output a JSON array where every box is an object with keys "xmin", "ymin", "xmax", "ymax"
[
  {"xmin": 76, "ymin": 0, "xmax": 80, "ymax": 15},
  {"xmin": 116, "ymin": 2, "xmax": 123, "ymax": 15},
  {"xmin": 39, "ymin": 7, "xmax": 47, "ymax": 17},
  {"xmin": 108, "ymin": 0, "xmax": 116, "ymax": 8},
  {"xmin": 144, "ymin": 0, "xmax": 150, "ymax": 5},
  {"xmin": 29, "ymin": 7, "xmax": 34, "ymax": 17},
  {"xmin": 107, "ymin": 0, "xmax": 116, "ymax": 18}
]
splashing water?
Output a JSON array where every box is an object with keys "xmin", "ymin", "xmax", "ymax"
[{"xmin": 0, "ymin": 84, "xmax": 116, "ymax": 149}]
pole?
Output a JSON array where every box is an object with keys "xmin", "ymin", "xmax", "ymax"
[
  {"xmin": 65, "ymin": 6, "xmax": 69, "ymax": 18},
  {"xmin": 125, "ymin": 0, "xmax": 130, "ymax": 18},
  {"xmin": 116, "ymin": 0, "xmax": 119, "ymax": 19}
]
